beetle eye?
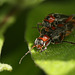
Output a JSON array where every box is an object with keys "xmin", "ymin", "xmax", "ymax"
[
  {"xmin": 40, "ymin": 40, "xmax": 44, "ymax": 45},
  {"xmin": 35, "ymin": 39, "xmax": 44, "ymax": 45}
]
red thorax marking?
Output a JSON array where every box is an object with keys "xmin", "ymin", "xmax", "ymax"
[
  {"xmin": 51, "ymin": 26, "xmax": 56, "ymax": 30},
  {"xmin": 57, "ymin": 24, "xmax": 64, "ymax": 27},
  {"xmin": 44, "ymin": 15, "xmax": 55, "ymax": 23},
  {"xmin": 38, "ymin": 35, "xmax": 50, "ymax": 42}
]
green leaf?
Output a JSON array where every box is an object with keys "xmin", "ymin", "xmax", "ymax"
[
  {"xmin": 0, "ymin": 63, "xmax": 12, "ymax": 72},
  {"xmin": 26, "ymin": 0, "xmax": 75, "ymax": 75}
]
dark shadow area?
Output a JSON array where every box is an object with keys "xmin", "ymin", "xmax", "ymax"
[
  {"xmin": 1, "ymin": 7, "xmax": 32, "ymax": 57},
  {"xmin": 1, "ymin": 4, "xmax": 46, "ymax": 75}
]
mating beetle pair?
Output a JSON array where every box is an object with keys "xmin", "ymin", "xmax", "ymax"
[
  {"xmin": 19, "ymin": 13, "xmax": 75, "ymax": 64},
  {"xmin": 34, "ymin": 13, "xmax": 75, "ymax": 51}
]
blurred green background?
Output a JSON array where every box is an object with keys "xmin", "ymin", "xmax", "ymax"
[
  {"xmin": 0, "ymin": 0, "xmax": 45, "ymax": 75},
  {"xmin": 0, "ymin": 0, "xmax": 75, "ymax": 75}
]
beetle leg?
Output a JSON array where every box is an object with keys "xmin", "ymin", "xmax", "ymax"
[
  {"xmin": 32, "ymin": 23, "xmax": 43, "ymax": 33},
  {"xmin": 63, "ymin": 41, "xmax": 75, "ymax": 45},
  {"xmin": 39, "ymin": 27, "xmax": 46, "ymax": 35},
  {"xmin": 37, "ymin": 23, "xmax": 43, "ymax": 32},
  {"xmin": 40, "ymin": 47, "xmax": 47, "ymax": 52}
]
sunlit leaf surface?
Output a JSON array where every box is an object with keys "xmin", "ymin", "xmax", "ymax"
[{"xmin": 26, "ymin": 0, "xmax": 75, "ymax": 75}]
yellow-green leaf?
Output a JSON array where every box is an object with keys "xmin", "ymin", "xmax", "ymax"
[{"xmin": 0, "ymin": 63, "xmax": 12, "ymax": 72}]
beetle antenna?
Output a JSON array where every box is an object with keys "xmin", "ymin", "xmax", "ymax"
[
  {"xmin": 19, "ymin": 45, "xmax": 35, "ymax": 64},
  {"xmin": 63, "ymin": 41, "xmax": 75, "ymax": 44}
]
